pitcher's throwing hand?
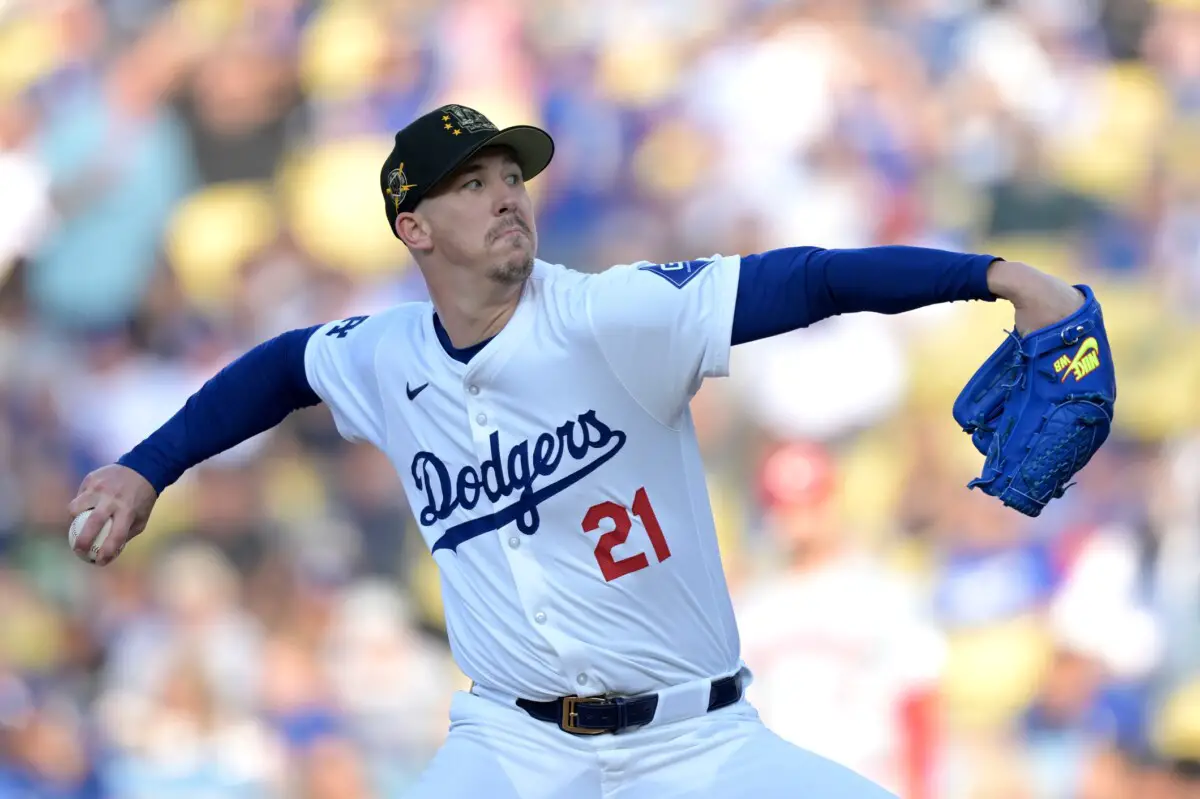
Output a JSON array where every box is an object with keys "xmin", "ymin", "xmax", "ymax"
[{"xmin": 68, "ymin": 464, "xmax": 157, "ymax": 565}]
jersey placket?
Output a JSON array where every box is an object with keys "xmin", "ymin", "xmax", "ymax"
[{"xmin": 460, "ymin": 370, "xmax": 599, "ymax": 698}]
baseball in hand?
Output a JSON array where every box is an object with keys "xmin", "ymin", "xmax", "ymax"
[{"xmin": 68, "ymin": 510, "xmax": 112, "ymax": 564}]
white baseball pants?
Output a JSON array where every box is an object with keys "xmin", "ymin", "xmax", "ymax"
[{"xmin": 403, "ymin": 673, "xmax": 897, "ymax": 799}]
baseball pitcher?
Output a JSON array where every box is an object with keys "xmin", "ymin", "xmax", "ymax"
[{"xmin": 69, "ymin": 104, "xmax": 1115, "ymax": 798}]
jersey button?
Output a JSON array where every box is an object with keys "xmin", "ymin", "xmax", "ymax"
[
  {"xmin": 534, "ymin": 612, "xmax": 547, "ymax": 625},
  {"xmin": 476, "ymin": 413, "xmax": 487, "ymax": 425},
  {"xmin": 468, "ymin": 385, "xmax": 480, "ymax": 395},
  {"xmin": 576, "ymin": 673, "xmax": 588, "ymax": 686},
  {"xmin": 507, "ymin": 536, "xmax": 520, "ymax": 549}
]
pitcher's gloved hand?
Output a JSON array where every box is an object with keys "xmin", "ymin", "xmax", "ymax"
[{"xmin": 953, "ymin": 284, "xmax": 1116, "ymax": 517}]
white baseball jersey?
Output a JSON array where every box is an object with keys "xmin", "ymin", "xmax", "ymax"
[{"xmin": 304, "ymin": 257, "xmax": 743, "ymax": 702}]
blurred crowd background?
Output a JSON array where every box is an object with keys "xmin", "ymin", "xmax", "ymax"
[{"xmin": 1, "ymin": 0, "xmax": 1199, "ymax": 797}]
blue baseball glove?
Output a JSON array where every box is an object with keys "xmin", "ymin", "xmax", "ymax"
[{"xmin": 952, "ymin": 285, "xmax": 1116, "ymax": 517}]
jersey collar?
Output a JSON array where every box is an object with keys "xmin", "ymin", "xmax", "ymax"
[
  {"xmin": 424, "ymin": 263, "xmax": 543, "ymax": 379},
  {"xmin": 432, "ymin": 313, "xmax": 494, "ymax": 364}
]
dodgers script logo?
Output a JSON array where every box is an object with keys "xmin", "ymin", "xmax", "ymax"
[{"xmin": 412, "ymin": 410, "xmax": 627, "ymax": 553}]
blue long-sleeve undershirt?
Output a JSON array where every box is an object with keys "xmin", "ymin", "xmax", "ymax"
[
  {"xmin": 118, "ymin": 246, "xmax": 998, "ymax": 493},
  {"xmin": 117, "ymin": 325, "xmax": 322, "ymax": 494},
  {"xmin": 730, "ymin": 245, "xmax": 996, "ymax": 344}
]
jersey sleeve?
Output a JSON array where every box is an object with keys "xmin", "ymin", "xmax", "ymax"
[
  {"xmin": 304, "ymin": 313, "xmax": 391, "ymax": 446},
  {"xmin": 585, "ymin": 254, "xmax": 741, "ymax": 427}
]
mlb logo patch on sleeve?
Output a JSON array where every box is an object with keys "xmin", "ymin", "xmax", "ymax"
[{"xmin": 638, "ymin": 258, "xmax": 715, "ymax": 289}]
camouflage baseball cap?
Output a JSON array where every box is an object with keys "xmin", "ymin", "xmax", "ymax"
[{"xmin": 380, "ymin": 104, "xmax": 555, "ymax": 238}]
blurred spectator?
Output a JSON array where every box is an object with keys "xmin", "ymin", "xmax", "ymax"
[
  {"xmin": 0, "ymin": 93, "xmax": 55, "ymax": 283},
  {"xmin": 297, "ymin": 734, "xmax": 376, "ymax": 799},
  {"xmin": 100, "ymin": 544, "xmax": 264, "ymax": 712},
  {"xmin": 100, "ymin": 649, "xmax": 284, "ymax": 798},
  {"xmin": 984, "ymin": 119, "xmax": 1101, "ymax": 238},
  {"xmin": 738, "ymin": 441, "xmax": 945, "ymax": 799},
  {"xmin": 328, "ymin": 443, "xmax": 414, "ymax": 582},
  {"xmin": 931, "ymin": 486, "xmax": 1056, "ymax": 632},
  {"xmin": 27, "ymin": 9, "xmax": 197, "ymax": 332},
  {"xmin": 176, "ymin": 32, "xmax": 304, "ymax": 186},
  {"xmin": 0, "ymin": 693, "xmax": 102, "ymax": 799},
  {"xmin": 1017, "ymin": 591, "xmax": 1158, "ymax": 796},
  {"xmin": 322, "ymin": 581, "xmax": 456, "ymax": 793}
]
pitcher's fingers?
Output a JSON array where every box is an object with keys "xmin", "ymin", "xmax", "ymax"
[
  {"xmin": 68, "ymin": 490, "xmax": 100, "ymax": 517},
  {"xmin": 75, "ymin": 501, "xmax": 115, "ymax": 554},
  {"xmin": 95, "ymin": 506, "xmax": 132, "ymax": 566}
]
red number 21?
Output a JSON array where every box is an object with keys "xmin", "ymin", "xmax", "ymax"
[{"xmin": 581, "ymin": 488, "xmax": 672, "ymax": 582}]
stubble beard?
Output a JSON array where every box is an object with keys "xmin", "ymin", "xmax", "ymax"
[{"xmin": 489, "ymin": 250, "xmax": 534, "ymax": 286}]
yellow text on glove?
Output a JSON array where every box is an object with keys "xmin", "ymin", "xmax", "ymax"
[{"xmin": 1054, "ymin": 337, "xmax": 1100, "ymax": 382}]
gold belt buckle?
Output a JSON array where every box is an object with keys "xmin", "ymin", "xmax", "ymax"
[{"xmin": 561, "ymin": 696, "xmax": 608, "ymax": 735}]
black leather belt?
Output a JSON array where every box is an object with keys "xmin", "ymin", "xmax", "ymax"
[{"xmin": 516, "ymin": 671, "xmax": 745, "ymax": 735}]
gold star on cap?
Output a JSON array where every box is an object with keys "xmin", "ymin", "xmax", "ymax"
[
  {"xmin": 452, "ymin": 129, "xmax": 461, "ymax": 136},
  {"xmin": 444, "ymin": 123, "xmax": 452, "ymax": 129},
  {"xmin": 442, "ymin": 115, "xmax": 450, "ymax": 122}
]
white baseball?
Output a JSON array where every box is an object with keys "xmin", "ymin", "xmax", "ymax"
[{"xmin": 68, "ymin": 509, "xmax": 113, "ymax": 563}]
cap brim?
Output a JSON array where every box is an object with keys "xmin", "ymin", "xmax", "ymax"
[
  {"xmin": 480, "ymin": 126, "xmax": 555, "ymax": 181},
  {"xmin": 419, "ymin": 125, "xmax": 555, "ymax": 206}
]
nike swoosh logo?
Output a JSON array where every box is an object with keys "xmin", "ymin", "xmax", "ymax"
[
  {"xmin": 406, "ymin": 382, "xmax": 429, "ymax": 401},
  {"xmin": 1061, "ymin": 338, "xmax": 1100, "ymax": 382}
]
